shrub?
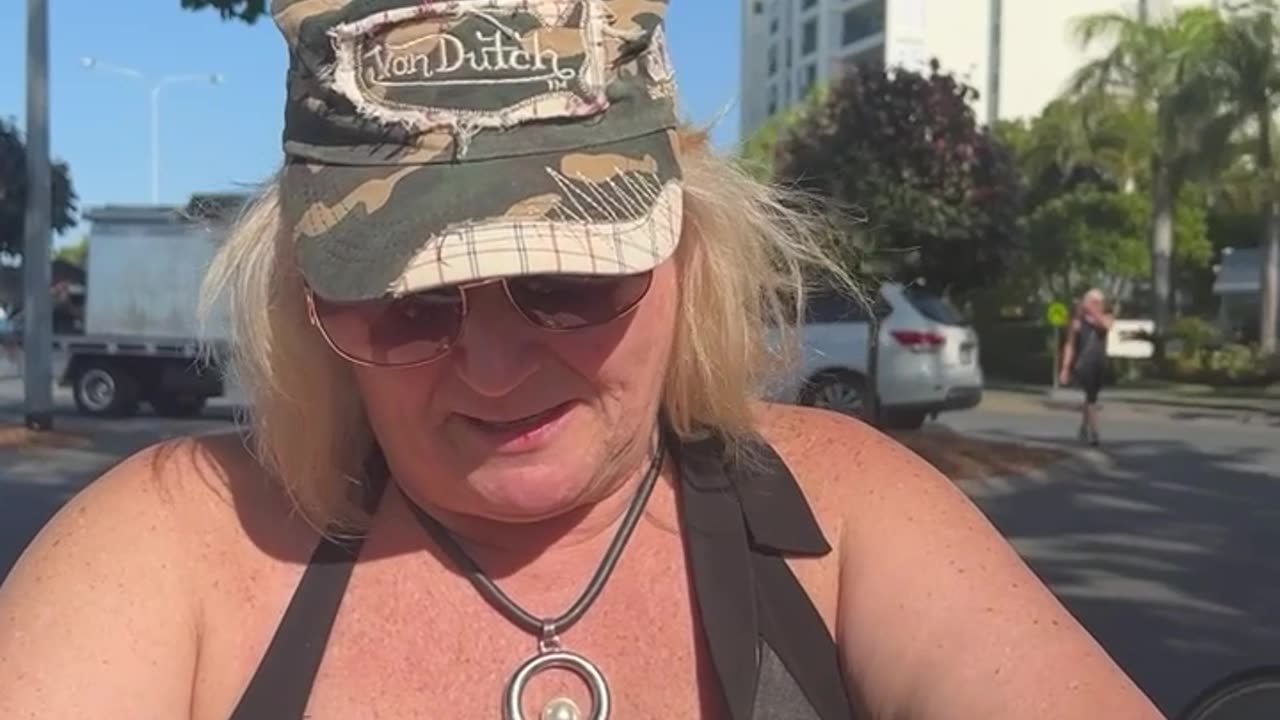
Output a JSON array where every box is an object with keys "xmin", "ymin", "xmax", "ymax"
[
  {"xmin": 1152, "ymin": 342, "xmax": 1280, "ymax": 386},
  {"xmin": 1168, "ymin": 316, "xmax": 1221, "ymax": 358}
]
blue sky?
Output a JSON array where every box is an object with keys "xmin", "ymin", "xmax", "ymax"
[{"xmin": 0, "ymin": 1, "xmax": 741, "ymax": 244}]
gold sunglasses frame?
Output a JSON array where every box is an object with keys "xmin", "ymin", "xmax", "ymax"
[{"xmin": 304, "ymin": 272, "xmax": 654, "ymax": 369}]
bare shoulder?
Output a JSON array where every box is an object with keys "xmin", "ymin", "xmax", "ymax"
[
  {"xmin": 5, "ymin": 432, "xmax": 246, "ymax": 578},
  {"xmin": 17, "ymin": 430, "xmax": 308, "ymax": 563},
  {"xmin": 0, "ymin": 431, "xmax": 313, "ymax": 719},
  {"xmin": 750, "ymin": 400, "xmax": 939, "ymax": 533},
  {"xmin": 744, "ymin": 402, "xmax": 935, "ymax": 634},
  {"xmin": 750, "ymin": 403, "xmax": 1160, "ymax": 718}
]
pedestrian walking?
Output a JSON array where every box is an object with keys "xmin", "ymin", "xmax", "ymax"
[{"xmin": 1060, "ymin": 288, "xmax": 1114, "ymax": 446}]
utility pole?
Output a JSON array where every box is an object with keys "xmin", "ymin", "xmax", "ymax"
[
  {"xmin": 986, "ymin": 0, "xmax": 1002, "ymax": 126},
  {"xmin": 1138, "ymin": 0, "xmax": 1149, "ymax": 24},
  {"xmin": 23, "ymin": 0, "xmax": 53, "ymax": 430}
]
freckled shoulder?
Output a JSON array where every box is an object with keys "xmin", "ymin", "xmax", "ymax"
[
  {"xmin": 750, "ymin": 401, "xmax": 940, "ymax": 542},
  {"xmin": 153, "ymin": 431, "xmax": 321, "ymax": 576},
  {"xmin": 743, "ymin": 402, "xmax": 944, "ymax": 633},
  {"xmin": 0, "ymin": 430, "xmax": 314, "ymax": 719}
]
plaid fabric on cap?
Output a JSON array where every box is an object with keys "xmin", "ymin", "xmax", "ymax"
[{"xmin": 271, "ymin": 0, "xmax": 684, "ymax": 302}]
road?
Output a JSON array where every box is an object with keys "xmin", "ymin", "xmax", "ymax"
[
  {"xmin": 0, "ymin": 384, "xmax": 1277, "ymax": 715},
  {"xmin": 943, "ymin": 392, "xmax": 1280, "ymax": 716}
]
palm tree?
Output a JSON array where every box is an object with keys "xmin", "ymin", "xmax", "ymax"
[
  {"xmin": 1031, "ymin": 96, "xmax": 1154, "ymax": 192},
  {"xmin": 1069, "ymin": 7, "xmax": 1239, "ymax": 335},
  {"xmin": 1212, "ymin": 0, "xmax": 1280, "ymax": 353}
]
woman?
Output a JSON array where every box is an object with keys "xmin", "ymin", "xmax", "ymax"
[
  {"xmin": 1060, "ymin": 289, "xmax": 1115, "ymax": 446},
  {"xmin": 0, "ymin": 2, "xmax": 1162, "ymax": 718}
]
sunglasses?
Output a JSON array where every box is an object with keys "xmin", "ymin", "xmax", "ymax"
[{"xmin": 307, "ymin": 271, "xmax": 653, "ymax": 368}]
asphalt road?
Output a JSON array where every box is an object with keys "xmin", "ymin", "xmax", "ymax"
[
  {"xmin": 1, "ymin": 383, "xmax": 1277, "ymax": 716},
  {"xmin": 944, "ymin": 393, "xmax": 1280, "ymax": 716}
]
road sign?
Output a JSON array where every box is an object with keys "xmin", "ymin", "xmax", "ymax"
[
  {"xmin": 1108, "ymin": 319, "xmax": 1156, "ymax": 359},
  {"xmin": 1046, "ymin": 301, "xmax": 1070, "ymax": 328}
]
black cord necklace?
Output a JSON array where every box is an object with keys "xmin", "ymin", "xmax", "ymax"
[{"xmin": 402, "ymin": 427, "xmax": 667, "ymax": 720}]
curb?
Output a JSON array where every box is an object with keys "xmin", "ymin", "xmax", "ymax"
[
  {"xmin": 959, "ymin": 443, "xmax": 1115, "ymax": 501},
  {"xmin": 989, "ymin": 383, "xmax": 1280, "ymax": 419},
  {"xmin": 1038, "ymin": 394, "xmax": 1280, "ymax": 421}
]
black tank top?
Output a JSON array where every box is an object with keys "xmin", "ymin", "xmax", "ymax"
[
  {"xmin": 229, "ymin": 431, "xmax": 857, "ymax": 719},
  {"xmin": 1073, "ymin": 317, "xmax": 1108, "ymax": 371}
]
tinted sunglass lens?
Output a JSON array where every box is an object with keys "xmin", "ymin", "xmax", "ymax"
[
  {"xmin": 313, "ymin": 288, "xmax": 463, "ymax": 365},
  {"xmin": 509, "ymin": 273, "xmax": 652, "ymax": 330}
]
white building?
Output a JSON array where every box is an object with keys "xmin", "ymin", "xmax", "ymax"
[{"xmin": 739, "ymin": 0, "xmax": 1209, "ymax": 139}]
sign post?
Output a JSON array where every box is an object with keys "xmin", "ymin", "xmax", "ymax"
[{"xmin": 1046, "ymin": 301, "xmax": 1070, "ymax": 390}]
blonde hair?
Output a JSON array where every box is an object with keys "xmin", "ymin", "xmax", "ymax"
[{"xmin": 201, "ymin": 127, "xmax": 857, "ymax": 533}]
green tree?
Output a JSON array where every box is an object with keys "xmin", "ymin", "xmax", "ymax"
[
  {"xmin": 999, "ymin": 96, "xmax": 1151, "ymax": 203},
  {"xmin": 181, "ymin": 0, "xmax": 266, "ymax": 23},
  {"xmin": 0, "ymin": 118, "xmax": 78, "ymax": 258},
  {"xmin": 738, "ymin": 85, "xmax": 828, "ymax": 183},
  {"xmin": 1013, "ymin": 183, "xmax": 1210, "ymax": 310},
  {"xmin": 774, "ymin": 60, "xmax": 1025, "ymax": 298},
  {"xmin": 1070, "ymin": 6, "xmax": 1239, "ymax": 333},
  {"xmin": 1023, "ymin": 187, "xmax": 1148, "ymax": 302},
  {"xmin": 53, "ymin": 236, "xmax": 87, "ymax": 267},
  {"xmin": 1210, "ymin": 0, "xmax": 1280, "ymax": 352}
]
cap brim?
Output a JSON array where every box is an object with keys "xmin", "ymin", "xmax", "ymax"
[{"xmin": 285, "ymin": 128, "xmax": 683, "ymax": 302}]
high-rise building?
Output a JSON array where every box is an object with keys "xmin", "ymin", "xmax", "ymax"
[{"xmin": 739, "ymin": 0, "xmax": 1208, "ymax": 139}]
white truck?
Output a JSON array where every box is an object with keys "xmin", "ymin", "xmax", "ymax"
[{"xmin": 44, "ymin": 196, "xmax": 240, "ymax": 418}]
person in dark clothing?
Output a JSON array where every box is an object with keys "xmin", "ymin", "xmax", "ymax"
[
  {"xmin": 1060, "ymin": 289, "xmax": 1115, "ymax": 446},
  {"xmin": 0, "ymin": 3, "xmax": 1162, "ymax": 719}
]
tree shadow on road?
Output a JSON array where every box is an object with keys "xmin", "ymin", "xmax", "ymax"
[{"xmin": 966, "ymin": 432, "xmax": 1280, "ymax": 716}]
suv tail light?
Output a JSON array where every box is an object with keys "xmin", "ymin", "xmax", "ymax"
[{"xmin": 891, "ymin": 329, "xmax": 946, "ymax": 352}]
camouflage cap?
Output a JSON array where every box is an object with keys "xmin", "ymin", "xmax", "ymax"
[{"xmin": 271, "ymin": 0, "xmax": 684, "ymax": 302}]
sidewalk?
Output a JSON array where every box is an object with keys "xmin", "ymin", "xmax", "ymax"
[{"xmin": 989, "ymin": 380, "xmax": 1280, "ymax": 417}]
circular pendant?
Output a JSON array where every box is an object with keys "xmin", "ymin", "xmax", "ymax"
[{"xmin": 503, "ymin": 647, "xmax": 610, "ymax": 720}]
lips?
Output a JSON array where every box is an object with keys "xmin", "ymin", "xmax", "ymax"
[
  {"xmin": 467, "ymin": 405, "xmax": 566, "ymax": 431},
  {"xmin": 456, "ymin": 401, "xmax": 575, "ymax": 451}
]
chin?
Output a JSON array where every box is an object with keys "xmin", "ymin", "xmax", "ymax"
[{"xmin": 464, "ymin": 459, "xmax": 594, "ymax": 521}]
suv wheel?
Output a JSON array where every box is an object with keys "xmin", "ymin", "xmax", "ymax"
[{"xmin": 799, "ymin": 371, "xmax": 866, "ymax": 416}]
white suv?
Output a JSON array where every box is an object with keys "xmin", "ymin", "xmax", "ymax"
[{"xmin": 769, "ymin": 282, "xmax": 984, "ymax": 428}]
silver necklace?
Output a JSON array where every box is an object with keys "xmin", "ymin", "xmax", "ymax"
[{"xmin": 403, "ymin": 430, "xmax": 666, "ymax": 720}]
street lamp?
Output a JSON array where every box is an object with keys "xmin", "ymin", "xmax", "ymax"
[{"xmin": 81, "ymin": 57, "xmax": 225, "ymax": 203}]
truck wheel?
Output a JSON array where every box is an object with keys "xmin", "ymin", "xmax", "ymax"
[
  {"xmin": 73, "ymin": 364, "xmax": 140, "ymax": 418},
  {"xmin": 150, "ymin": 393, "xmax": 207, "ymax": 418}
]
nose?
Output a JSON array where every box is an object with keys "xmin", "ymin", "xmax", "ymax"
[{"xmin": 450, "ymin": 282, "xmax": 542, "ymax": 397}]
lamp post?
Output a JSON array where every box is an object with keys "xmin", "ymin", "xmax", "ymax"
[{"xmin": 80, "ymin": 57, "xmax": 224, "ymax": 203}]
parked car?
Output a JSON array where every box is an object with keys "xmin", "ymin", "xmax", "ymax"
[{"xmin": 768, "ymin": 282, "xmax": 984, "ymax": 429}]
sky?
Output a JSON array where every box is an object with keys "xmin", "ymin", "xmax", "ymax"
[{"xmin": 0, "ymin": 1, "xmax": 742, "ymax": 245}]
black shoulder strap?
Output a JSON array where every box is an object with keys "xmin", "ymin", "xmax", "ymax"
[
  {"xmin": 678, "ymin": 431, "xmax": 855, "ymax": 720},
  {"xmin": 229, "ymin": 450, "xmax": 389, "ymax": 720},
  {"xmin": 728, "ymin": 440, "xmax": 831, "ymax": 556},
  {"xmin": 229, "ymin": 536, "xmax": 364, "ymax": 719},
  {"xmin": 733, "ymin": 441, "xmax": 855, "ymax": 719},
  {"xmin": 676, "ymin": 433, "xmax": 761, "ymax": 720}
]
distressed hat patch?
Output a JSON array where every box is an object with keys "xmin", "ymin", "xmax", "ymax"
[
  {"xmin": 271, "ymin": 0, "xmax": 684, "ymax": 303},
  {"xmin": 327, "ymin": 2, "xmax": 613, "ymax": 142}
]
